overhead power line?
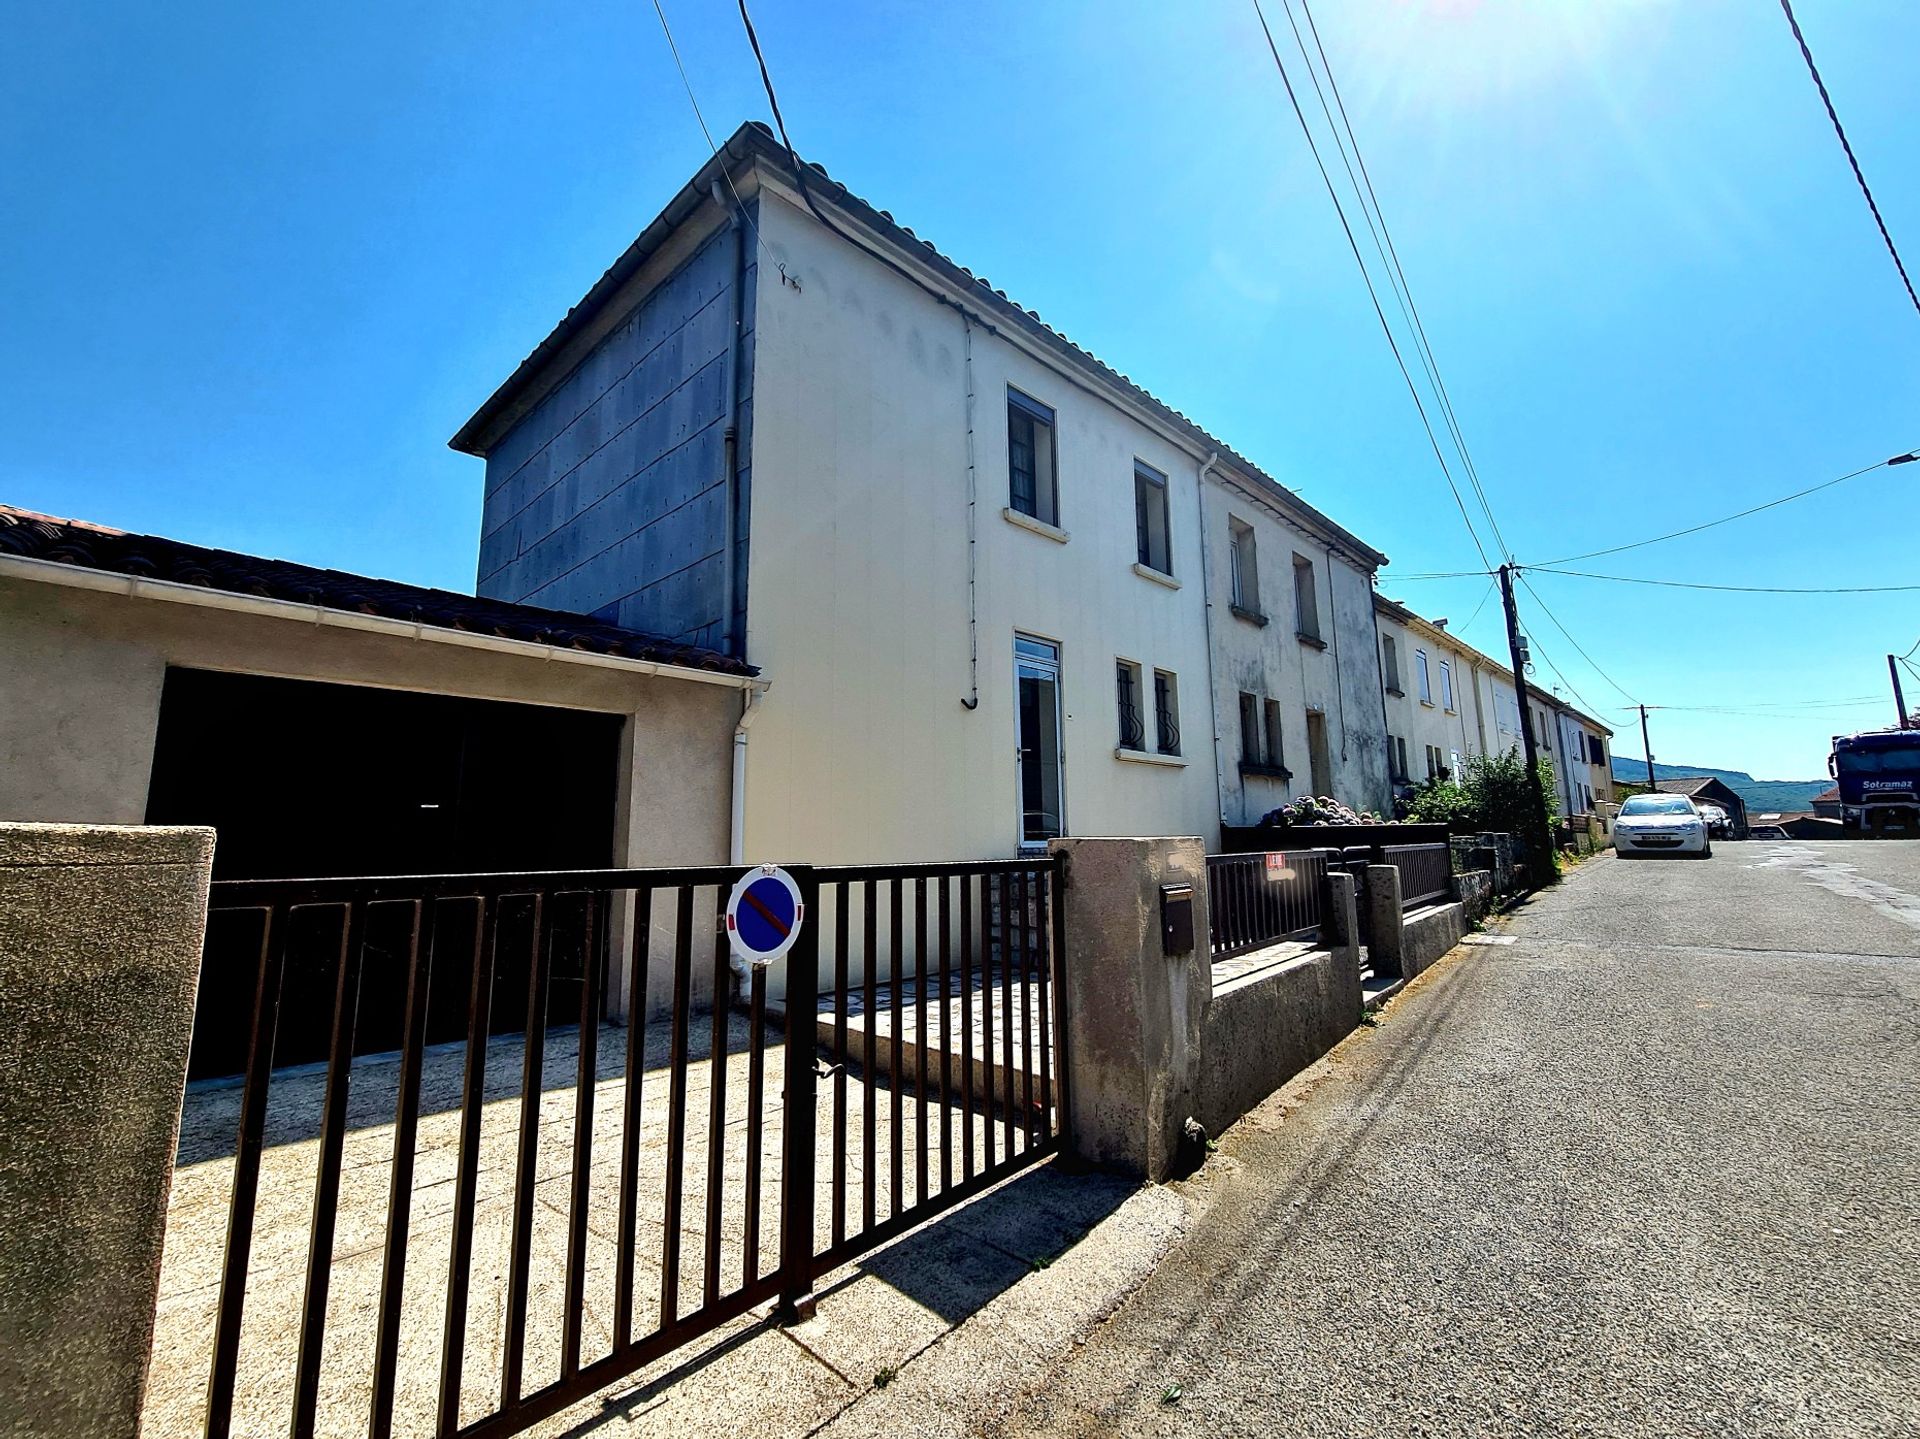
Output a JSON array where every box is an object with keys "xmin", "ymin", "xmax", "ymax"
[
  {"xmin": 1531, "ymin": 567, "xmax": 1920, "ymax": 595},
  {"xmin": 1249, "ymin": 0, "xmax": 1495, "ymax": 574},
  {"xmin": 1537, "ymin": 448, "xmax": 1917, "ymax": 567},
  {"xmin": 1517, "ymin": 571, "xmax": 1639, "ymax": 705},
  {"xmin": 1777, "ymin": 0, "xmax": 1920, "ymax": 317},
  {"xmin": 647, "ymin": 0, "xmax": 776, "ymax": 267},
  {"xmin": 1283, "ymin": 0, "xmax": 1512, "ymax": 562}
]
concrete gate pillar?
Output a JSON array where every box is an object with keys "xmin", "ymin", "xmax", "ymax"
[
  {"xmin": 1366, "ymin": 863, "xmax": 1406, "ymax": 978},
  {"xmin": 0, "ymin": 822, "xmax": 214, "ymax": 1439},
  {"xmin": 1047, "ymin": 836, "xmax": 1210, "ymax": 1182}
]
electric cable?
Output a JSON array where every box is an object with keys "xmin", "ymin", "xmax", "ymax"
[
  {"xmin": 648, "ymin": 0, "xmax": 777, "ymax": 267},
  {"xmin": 1249, "ymin": 0, "xmax": 1495, "ymax": 574},
  {"xmin": 1291, "ymin": 0, "xmax": 1511, "ymax": 562},
  {"xmin": 1535, "ymin": 449, "xmax": 1916, "ymax": 567},
  {"xmin": 1517, "ymin": 571, "xmax": 1639, "ymax": 705},
  {"xmin": 1529, "ymin": 567, "xmax": 1920, "ymax": 595},
  {"xmin": 1778, "ymin": 0, "xmax": 1920, "ymax": 316}
]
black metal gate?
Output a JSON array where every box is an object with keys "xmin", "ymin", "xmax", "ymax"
[{"xmin": 162, "ymin": 857, "xmax": 1066, "ymax": 1439}]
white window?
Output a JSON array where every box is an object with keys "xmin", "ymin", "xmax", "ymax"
[
  {"xmin": 1228, "ymin": 517, "xmax": 1259, "ymax": 614},
  {"xmin": 1293, "ymin": 555, "xmax": 1321, "ymax": 642},
  {"xmin": 1007, "ymin": 389, "xmax": 1058, "ymax": 526},
  {"xmin": 1134, "ymin": 462, "xmax": 1171, "ymax": 575},
  {"xmin": 1439, "ymin": 659, "xmax": 1455, "ymax": 712},
  {"xmin": 1415, "ymin": 649, "xmax": 1432, "ymax": 704},
  {"xmin": 1015, "ymin": 634, "xmax": 1064, "ymax": 847}
]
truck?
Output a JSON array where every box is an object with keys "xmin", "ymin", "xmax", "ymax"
[{"xmin": 1828, "ymin": 728, "xmax": 1920, "ymax": 837}]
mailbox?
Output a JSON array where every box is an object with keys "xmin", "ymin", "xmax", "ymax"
[{"xmin": 1161, "ymin": 882, "xmax": 1195, "ymax": 957}]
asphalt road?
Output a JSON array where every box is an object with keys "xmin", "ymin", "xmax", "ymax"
[{"xmin": 1000, "ymin": 842, "xmax": 1920, "ymax": 1438}]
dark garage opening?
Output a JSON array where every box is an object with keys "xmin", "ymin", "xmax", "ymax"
[{"xmin": 148, "ymin": 667, "xmax": 624, "ymax": 1078}]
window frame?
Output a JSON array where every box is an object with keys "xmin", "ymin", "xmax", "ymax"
[
  {"xmin": 1153, "ymin": 668, "xmax": 1181, "ymax": 756},
  {"xmin": 1115, "ymin": 658, "xmax": 1146, "ymax": 752},
  {"xmin": 1228, "ymin": 516, "xmax": 1261, "ymax": 618},
  {"xmin": 1238, "ymin": 691, "xmax": 1262, "ymax": 766},
  {"xmin": 1415, "ymin": 648, "xmax": 1433, "ymax": 704},
  {"xmin": 1439, "ymin": 658, "xmax": 1455, "ymax": 712},
  {"xmin": 1133, "ymin": 461, "xmax": 1172, "ymax": 576},
  {"xmin": 1006, "ymin": 388, "xmax": 1059, "ymax": 527},
  {"xmin": 1292, "ymin": 554, "xmax": 1322, "ymax": 643}
]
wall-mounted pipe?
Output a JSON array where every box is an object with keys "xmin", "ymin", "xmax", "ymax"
[
  {"xmin": 1194, "ymin": 450, "xmax": 1227, "ymax": 825},
  {"xmin": 960, "ymin": 312, "xmax": 980, "ymax": 710},
  {"xmin": 730, "ymin": 681, "xmax": 769, "ymax": 864}
]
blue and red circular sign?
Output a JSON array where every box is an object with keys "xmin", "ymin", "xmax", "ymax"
[{"xmin": 726, "ymin": 865, "xmax": 805, "ymax": 968}]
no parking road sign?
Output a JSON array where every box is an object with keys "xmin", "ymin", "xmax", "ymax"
[{"xmin": 726, "ymin": 864, "xmax": 805, "ymax": 968}]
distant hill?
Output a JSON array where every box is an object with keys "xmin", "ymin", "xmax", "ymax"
[{"xmin": 1610, "ymin": 759, "xmax": 1829, "ymax": 814}]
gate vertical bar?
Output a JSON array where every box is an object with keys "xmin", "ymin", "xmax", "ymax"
[
  {"xmin": 1034, "ymin": 872, "xmax": 1054, "ymax": 1147},
  {"xmin": 888, "ymin": 880, "xmax": 903, "ymax": 1219},
  {"xmin": 861, "ymin": 880, "xmax": 878, "ymax": 1236},
  {"xmin": 437, "ymin": 895, "xmax": 499, "ymax": 1437},
  {"xmin": 702, "ymin": 888, "xmax": 730, "ymax": 1307},
  {"xmin": 500, "ymin": 894, "xmax": 551, "ymax": 1410},
  {"xmin": 660, "ymin": 886, "xmax": 695, "ymax": 1324},
  {"xmin": 913, "ymin": 875, "xmax": 929, "ymax": 1207},
  {"xmin": 959, "ymin": 875, "xmax": 976, "ymax": 1181},
  {"xmin": 1000, "ymin": 871, "xmax": 1018, "ymax": 1159},
  {"xmin": 1016, "ymin": 869, "xmax": 1036, "ymax": 1149},
  {"xmin": 1049, "ymin": 852, "xmax": 1074, "ymax": 1149},
  {"xmin": 937, "ymin": 876, "xmax": 952, "ymax": 1193},
  {"xmin": 561, "ymin": 892, "xmax": 603, "ymax": 1380},
  {"xmin": 777, "ymin": 866, "xmax": 820, "ymax": 1321},
  {"xmin": 204, "ymin": 905, "xmax": 286, "ymax": 1439},
  {"xmin": 613, "ymin": 885, "xmax": 652, "ymax": 1347},
  {"xmin": 980, "ymin": 873, "xmax": 998, "ymax": 1172},
  {"xmin": 831, "ymin": 881, "xmax": 849, "ymax": 1248},
  {"xmin": 291, "ymin": 900, "xmax": 367, "ymax": 1439},
  {"xmin": 369, "ymin": 899, "xmax": 436, "ymax": 1439},
  {"xmin": 743, "ymin": 963, "xmax": 768, "ymax": 1284}
]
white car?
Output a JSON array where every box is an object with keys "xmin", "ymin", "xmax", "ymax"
[{"xmin": 1614, "ymin": 794, "xmax": 1712, "ymax": 858}]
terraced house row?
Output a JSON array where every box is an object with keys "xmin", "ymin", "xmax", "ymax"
[{"xmin": 0, "ymin": 123, "xmax": 1609, "ymax": 874}]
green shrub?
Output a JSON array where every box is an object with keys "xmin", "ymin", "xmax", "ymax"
[{"xmin": 1404, "ymin": 749, "xmax": 1556, "ymax": 843}]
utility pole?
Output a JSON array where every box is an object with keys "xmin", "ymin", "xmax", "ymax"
[
  {"xmin": 1498, "ymin": 563, "xmax": 1559, "ymax": 883},
  {"xmin": 1639, "ymin": 705, "xmax": 1657, "ymax": 788},
  {"xmin": 1891, "ymin": 655, "xmax": 1911, "ymax": 730}
]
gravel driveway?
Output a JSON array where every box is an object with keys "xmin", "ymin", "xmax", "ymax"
[{"xmin": 1000, "ymin": 843, "xmax": 1920, "ymax": 1438}]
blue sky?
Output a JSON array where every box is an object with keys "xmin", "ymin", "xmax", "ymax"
[{"xmin": 5, "ymin": 0, "xmax": 1915, "ymax": 780}]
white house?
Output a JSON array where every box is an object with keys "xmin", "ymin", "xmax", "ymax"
[
  {"xmin": 451, "ymin": 123, "xmax": 1398, "ymax": 861},
  {"xmin": 1373, "ymin": 592, "xmax": 1612, "ymax": 820}
]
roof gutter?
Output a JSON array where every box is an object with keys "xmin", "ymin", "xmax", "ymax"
[{"xmin": 0, "ymin": 552, "xmax": 762, "ymax": 692}]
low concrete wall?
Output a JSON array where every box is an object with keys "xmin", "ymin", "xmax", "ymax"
[
  {"xmin": 1397, "ymin": 902, "xmax": 1468, "ymax": 980},
  {"xmin": 1452, "ymin": 868, "xmax": 1493, "ymax": 924},
  {"xmin": 1367, "ymin": 863, "xmax": 1468, "ymax": 980},
  {"xmin": 0, "ymin": 822, "xmax": 214, "ymax": 1439},
  {"xmin": 1197, "ymin": 873, "xmax": 1360, "ymax": 1138}
]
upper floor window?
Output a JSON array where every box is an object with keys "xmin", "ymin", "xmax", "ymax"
[
  {"xmin": 1228, "ymin": 517, "xmax": 1259, "ymax": 614},
  {"xmin": 1134, "ymin": 462, "xmax": 1171, "ymax": 575},
  {"xmin": 1292, "ymin": 554, "xmax": 1321, "ymax": 642},
  {"xmin": 1382, "ymin": 634, "xmax": 1402, "ymax": 694},
  {"xmin": 1415, "ymin": 649, "xmax": 1432, "ymax": 704},
  {"xmin": 1007, "ymin": 389, "xmax": 1058, "ymax": 526},
  {"xmin": 1439, "ymin": 659, "xmax": 1455, "ymax": 712}
]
